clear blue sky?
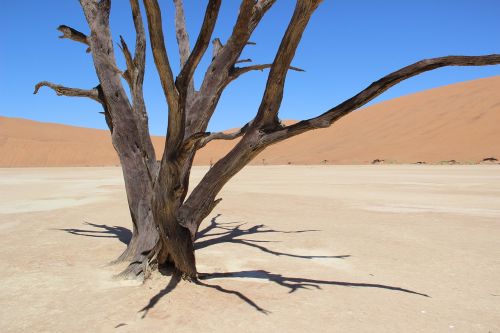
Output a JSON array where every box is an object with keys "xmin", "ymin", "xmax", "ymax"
[{"xmin": 1, "ymin": 1, "xmax": 499, "ymax": 134}]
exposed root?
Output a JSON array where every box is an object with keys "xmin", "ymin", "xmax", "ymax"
[
  {"xmin": 115, "ymin": 247, "xmax": 159, "ymax": 281},
  {"xmin": 115, "ymin": 262, "xmax": 147, "ymax": 281},
  {"xmin": 111, "ymin": 228, "xmax": 158, "ymax": 270},
  {"xmin": 111, "ymin": 230, "xmax": 197, "ymax": 281},
  {"xmin": 181, "ymin": 272, "xmax": 197, "ymax": 282},
  {"xmin": 109, "ymin": 239, "xmax": 138, "ymax": 265}
]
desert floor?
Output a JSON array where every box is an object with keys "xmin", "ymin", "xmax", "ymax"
[{"xmin": 0, "ymin": 165, "xmax": 499, "ymax": 332}]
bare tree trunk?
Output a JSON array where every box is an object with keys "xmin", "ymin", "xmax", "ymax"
[
  {"xmin": 114, "ymin": 176, "xmax": 158, "ymax": 278},
  {"xmin": 151, "ymin": 161, "xmax": 197, "ymax": 279},
  {"xmin": 77, "ymin": 0, "xmax": 161, "ymax": 278}
]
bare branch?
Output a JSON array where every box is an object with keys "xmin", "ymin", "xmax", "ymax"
[
  {"xmin": 267, "ymin": 54, "xmax": 500, "ymax": 142},
  {"xmin": 215, "ymin": 0, "xmax": 277, "ymax": 69},
  {"xmin": 143, "ymin": 0, "xmax": 186, "ymax": 158},
  {"xmin": 119, "ymin": 36, "xmax": 134, "ymax": 67},
  {"xmin": 186, "ymin": 0, "xmax": 276, "ymax": 136},
  {"xmin": 176, "ymin": 0, "xmax": 222, "ymax": 94},
  {"xmin": 33, "ymin": 81, "xmax": 101, "ymax": 103},
  {"xmin": 255, "ymin": 0, "xmax": 277, "ymax": 9},
  {"xmin": 130, "ymin": 0, "xmax": 146, "ymax": 82},
  {"xmin": 173, "ymin": 0, "xmax": 196, "ymax": 98},
  {"xmin": 173, "ymin": 0, "xmax": 191, "ymax": 67},
  {"xmin": 198, "ymin": 122, "xmax": 251, "ymax": 148},
  {"xmin": 179, "ymin": 131, "xmax": 266, "ymax": 237},
  {"xmin": 143, "ymin": 0, "xmax": 179, "ymax": 114},
  {"xmin": 253, "ymin": 0, "xmax": 322, "ymax": 129},
  {"xmin": 235, "ymin": 58, "xmax": 253, "ymax": 64},
  {"xmin": 118, "ymin": 36, "xmax": 134, "ymax": 84},
  {"xmin": 250, "ymin": 0, "xmax": 277, "ymax": 31},
  {"xmin": 224, "ymin": 0, "xmax": 261, "ymax": 52},
  {"xmin": 229, "ymin": 64, "xmax": 305, "ymax": 83},
  {"xmin": 57, "ymin": 25, "xmax": 90, "ymax": 51},
  {"xmin": 125, "ymin": 1, "xmax": 154, "ymax": 164},
  {"xmin": 180, "ymin": 121, "xmax": 251, "ymax": 154}
]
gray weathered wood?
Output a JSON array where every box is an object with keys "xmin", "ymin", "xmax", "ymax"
[{"xmin": 34, "ymin": 81, "xmax": 101, "ymax": 102}]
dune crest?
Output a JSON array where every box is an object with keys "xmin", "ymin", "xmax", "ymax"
[{"xmin": 1, "ymin": 76, "xmax": 500, "ymax": 167}]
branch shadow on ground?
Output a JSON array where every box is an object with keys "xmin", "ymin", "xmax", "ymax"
[
  {"xmin": 194, "ymin": 214, "xmax": 349, "ymax": 260},
  {"xmin": 198, "ymin": 270, "xmax": 430, "ymax": 296},
  {"xmin": 141, "ymin": 214, "xmax": 429, "ymax": 316},
  {"xmin": 58, "ymin": 216, "xmax": 429, "ymax": 316},
  {"xmin": 57, "ymin": 221, "xmax": 132, "ymax": 245},
  {"xmin": 139, "ymin": 266, "xmax": 182, "ymax": 318},
  {"xmin": 193, "ymin": 269, "xmax": 429, "ymax": 314}
]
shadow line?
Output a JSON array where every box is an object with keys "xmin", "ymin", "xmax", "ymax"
[
  {"xmin": 57, "ymin": 221, "xmax": 132, "ymax": 245},
  {"xmin": 139, "ymin": 269, "xmax": 182, "ymax": 318},
  {"xmin": 198, "ymin": 270, "xmax": 430, "ymax": 297},
  {"xmin": 194, "ymin": 279, "xmax": 271, "ymax": 314},
  {"xmin": 195, "ymin": 215, "xmax": 349, "ymax": 260},
  {"xmin": 60, "ymin": 215, "xmax": 430, "ymax": 316}
]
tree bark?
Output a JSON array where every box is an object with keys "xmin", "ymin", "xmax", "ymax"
[{"xmin": 77, "ymin": 0, "xmax": 160, "ymax": 278}]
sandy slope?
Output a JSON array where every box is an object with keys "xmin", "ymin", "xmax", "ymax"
[
  {"xmin": 1, "ymin": 76, "xmax": 500, "ymax": 167},
  {"xmin": 0, "ymin": 166, "xmax": 499, "ymax": 332}
]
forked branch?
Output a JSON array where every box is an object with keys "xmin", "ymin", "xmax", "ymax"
[
  {"xmin": 176, "ymin": 0, "xmax": 222, "ymax": 94},
  {"xmin": 253, "ymin": 0, "xmax": 322, "ymax": 129},
  {"xmin": 118, "ymin": 36, "xmax": 134, "ymax": 84},
  {"xmin": 33, "ymin": 81, "xmax": 101, "ymax": 103},
  {"xmin": 186, "ymin": 0, "xmax": 276, "ymax": 136}
]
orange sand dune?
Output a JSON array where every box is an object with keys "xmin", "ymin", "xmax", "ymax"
[{"xmin": 1, "ymin": 76, "xmax": 500, "ymax": 167}]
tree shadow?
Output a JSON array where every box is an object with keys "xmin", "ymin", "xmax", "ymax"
[
  {"xmin": 198, "ymin": 270, "xmax": 430, "ymax": 296},
  {"xmin": 140, "ymin": 214, "xmax": 429, "ymax": 317},
  {"xmin": 195, "ymin": 214, "xmax": 350, "ymax": 260},
  {"xmin": 191, "ymin": 270, "xmax": 429, "ymax": 314},
  {"xmin": 57, "ymin": 221, "xmax": 132, "ymax": 245},
  {"xmin": 139, "ymin": 266, "xmax": 182, "ymax": 319},
  {"xmin": 193, "ymin": 279, "xmax": 271, "ymax": 314},
  {"xmin": 57, "ymin": 216, "xmax": 430, "ymax": 316}
]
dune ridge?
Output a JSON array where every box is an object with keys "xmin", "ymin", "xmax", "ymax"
[{"xmin": 1, "ymin": 76, "xmax": 500, "ymax": 167}]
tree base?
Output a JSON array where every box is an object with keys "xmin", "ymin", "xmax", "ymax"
[{"xmin": 112, "ymin": 234, "xmax": 197, "ymax": 281}]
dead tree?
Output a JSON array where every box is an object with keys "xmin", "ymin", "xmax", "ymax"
[{"xmin": 35, "ymin": 0, "xmax": 500, "ymax": 280}]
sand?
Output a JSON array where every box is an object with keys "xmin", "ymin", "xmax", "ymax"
[
  {"xmin": 1, "ymin": 165, "xmax": 499, "ymax": 332},
  {"xmin": 2, "ymin": 76, "xmax": 500, "ymax": 167}
]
